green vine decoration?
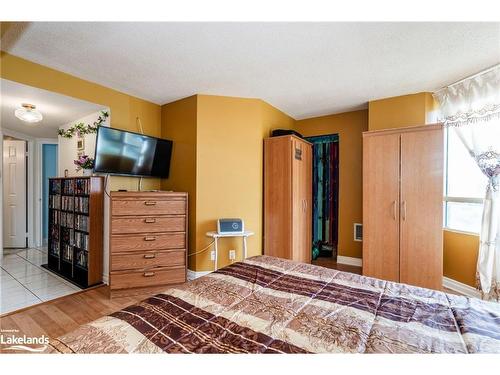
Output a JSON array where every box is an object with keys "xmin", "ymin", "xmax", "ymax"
[{"xmin": 58, "ymin": 111, "xmax": 109, "ymax": 138}]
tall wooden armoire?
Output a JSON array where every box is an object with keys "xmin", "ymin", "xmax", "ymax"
[
  {"xmin": 264, "ymin": 135, "xmax": 312, "ymax": 263},
  {"xmin": 362, "ymin": 124, "xmax": 444, "ymax": 290}
]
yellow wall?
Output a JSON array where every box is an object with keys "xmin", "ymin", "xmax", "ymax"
[
  {"xmin": 0, "ymin": 51, "xmax": 295, "ymax": 272},
  {"xmin": 368, "ymin": 92, "xmax": 434, "ymax": 131},
  {"xmin": 195, "ymin": 96, "xmax": 262, "ymax": 270},
  {"xmin": 160, "ymin": 96, "xmax": 198, "ymax": 268},
  {"xmin": 3, "ymin": 51, "xmax": 477, "ymax": 284},
  {"xmin": 261, "ymin": 100, "xmax": 296, "ymax": 137},
  {"xmin": 295, "ymin": 110, "xmax": 368, "ymax": 259},
  {"xmin": 161, "ymin": 95, "xmax": 295, "ymax": 271},
  {"xmin": 443, "ymin": 230, "xmax": 479, "ymax": 286},
  {"xmin": 0, "ymin": 52, "xmax": 162, "ymax": 191}
]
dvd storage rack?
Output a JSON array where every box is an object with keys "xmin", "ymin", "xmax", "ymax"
[{"xmin": 47, "ymin": 176, "xmax": 104, "ymax": 288}]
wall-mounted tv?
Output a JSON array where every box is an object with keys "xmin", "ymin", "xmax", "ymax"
[{"xmin": 94, "ymin": 126, "xmax": 173, "ymax": 178}]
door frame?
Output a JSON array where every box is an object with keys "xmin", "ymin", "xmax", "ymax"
[
  {"xmin": 2, "ymin": 128, "xmax": 56, "ymax": 248},
  {"xmin": 2, "ymin": 130, "xmax": 31, "ymax": 248},
  {"xmin": 305, "ymin": 133, "xmax": 340, "ymax": 259},
  {"xmin": 36, "ymin": 139, "xmax": 58, "ymax": 247}
]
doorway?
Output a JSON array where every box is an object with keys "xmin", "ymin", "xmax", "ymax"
[
  {"xmin": 2, "ymin": 138, "xmax": 28, "ymax": 249},
  {"xmin": 305, "ymin": 134, "xmax": 339, "ymax": 261}
]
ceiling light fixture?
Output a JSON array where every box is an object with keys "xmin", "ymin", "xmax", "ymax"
[{"xmin": 15, "ymin": 103, "xmax": 43, "ymax": 123}]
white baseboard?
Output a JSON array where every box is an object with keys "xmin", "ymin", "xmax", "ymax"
[
  {"xmin": 187, "ymin": 269, "xmax": 212, "ymax": 281},
  {"xmin": 336, "ymin": 256, "xmax": 362, "ymax": 267},
  {"xmin": 443, "ymin": 277, "xmax": 481, "ymax": 299}
]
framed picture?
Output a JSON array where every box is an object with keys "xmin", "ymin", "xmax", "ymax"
[
  {"xmin": 77, "ymin": 137, "xmax": 85, "ymax": 151},
  {"xmin": 77, "ymin": 150, "xmax": 84, "ymax": 158}
]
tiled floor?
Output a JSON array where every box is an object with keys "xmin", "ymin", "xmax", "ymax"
[{"xmin": 0, "ymin": 247, "xmax": 81, "ymax": 315}]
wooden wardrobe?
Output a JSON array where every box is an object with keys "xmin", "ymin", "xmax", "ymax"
[
  {"xmin": 362, "ymin": 124, "xmax": 443, "ymax": 290},
  {"xmin": 264, "ymin": 135, "xmax": 312, "ymax": 264}
]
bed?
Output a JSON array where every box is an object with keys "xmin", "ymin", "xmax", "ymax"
[{"xmin": 47, "ymin": 256, "xmax": 500, "ymax": 353}]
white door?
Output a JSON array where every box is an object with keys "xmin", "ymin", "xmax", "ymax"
[{"xmin": 3, "ymin": 140, "xmax": 27, "ymax": 248}]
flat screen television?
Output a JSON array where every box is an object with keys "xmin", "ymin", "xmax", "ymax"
[{"xmin": 93, "ymin": 126, "xmax": 173, "ymax": 178}]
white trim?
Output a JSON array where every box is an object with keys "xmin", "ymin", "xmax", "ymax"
[
  {"xmin": 444, "ymin": 196, "xmax": 483, "ymax": 204},
  {"xmin": 26, "ymin": 140, "xmax": 34, "ymax": 247},
  {"xmin": 2, "ymin": 129, "xmax": 35, "ymax": 248},
  {"xmin": 3, "ymin": 129, "xmax": 58, "ymax": 248},
  {"xmin": 336, "ymin": 256, "xmax": 362, "ymax": 267},
  {"xmin": 102, "ymin": 274, "xmax": 109, "ymax": 285},
  {"xmin": 2, "ymin": 128, "xmax": 36, "ymax": 141},
  {"xmin": 187, "ymin": 269, "xmax": 212, "ymax": 281},
  {"xmin": 443, "ymin": 277, "xmax": 481, "ymax": 299},
  {"xmin": 36, "ymin": 139, "xmax": 58, "ymax": 247}
]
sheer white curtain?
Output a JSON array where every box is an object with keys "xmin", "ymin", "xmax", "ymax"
[{"xmin": 434, "ymin": 66, "xmax": 500, "ymax": 301}]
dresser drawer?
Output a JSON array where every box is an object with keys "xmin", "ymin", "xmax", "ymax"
[
  {"xmin": 112, "ymin": 198, "xmax": 186, "ymax": 216},
  {"xmin": 111, "ymin": 250, "xmax": 185, "ymax": 271},
  {"xmin": 111, "ymin": 233, "xmax": 186, "ymax": 253},
  {"xmin": 110, "ymin": 266, "xmax": 186, "ymax": 290},
  {"xmin": 111, "ymin": 216, "xmax": 185, "ymax": 234}
]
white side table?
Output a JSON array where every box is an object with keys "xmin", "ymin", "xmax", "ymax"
[{"xmin": 205, "ymin": 231, "xmax": 254, "ymax": 271}]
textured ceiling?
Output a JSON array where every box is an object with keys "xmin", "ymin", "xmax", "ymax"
[
  {"xmin": 2, "ymin": 22, "xmax": 500, "ymax": 119},
  {"xmin": 1, "ymin": 79, "xmax": 105, "ymax": 138}
]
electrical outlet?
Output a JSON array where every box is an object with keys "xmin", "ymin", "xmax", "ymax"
[
  {"xmin": 210, "ymin": 250, "xmax": 216, "ymax": 261},
  {"xmin": 229, "ymin": 250, "xmax": 236, "ymax": 260}
]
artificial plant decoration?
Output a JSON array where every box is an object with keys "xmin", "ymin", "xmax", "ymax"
[
  {"xmin": 58, "ymin": 110, "xmax": 109, "ymax": 138},
  {"xmin": 74, "ymin": 155, "xmax": 95, "ymax": 171}
]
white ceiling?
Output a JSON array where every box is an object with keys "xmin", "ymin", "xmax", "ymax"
[
  {"xmin": 2, "ymin": 22, "xmax": 500, "ymax": 119},
  {"xmin": 1, "ymin": 79, "xmax": 105, "ymax": 138}
]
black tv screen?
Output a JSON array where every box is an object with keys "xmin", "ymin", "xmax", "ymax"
[{"xmin": 94, "ymin": 126, "xmax": 173, "ymax": 178}]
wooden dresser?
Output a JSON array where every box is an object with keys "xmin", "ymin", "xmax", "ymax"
[{"xmin": 109, "ymin": 191, "xmax": 188, "ymax": 296}]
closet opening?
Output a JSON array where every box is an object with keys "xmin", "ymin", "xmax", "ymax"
[{"xmin": 305, "ymin": 134, "xmax": 339, "ymax": 261}]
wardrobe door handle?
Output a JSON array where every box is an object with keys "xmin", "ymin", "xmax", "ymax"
[
  {"xmin": 144, "ymin": 236, "xmax": 156, "ymax": 241},
  {"xmin": 144, "ymin": 218, "xmax": 156, "ymax": 223},
  {"xmin": 143, "ymin": 272, "xmax": 155, "ymax": 277},
  {"xmin": 401, "ymin": 201, "xmax": 407, "ymax": 221},
  {"xmin": 143, "ymin": 253, "xmax": 156, "ymax": 259},
  {"xmin": 392, "ymin": 201, "xmax": 397, "ymax": 220},
  {"xmin": 144, "ymin": 201, "xmax": 156, "ymax": 206}
]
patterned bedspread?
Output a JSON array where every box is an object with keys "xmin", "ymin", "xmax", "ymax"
[{"xmin": 48, "ymin": 256, "xmax": 500, "ymax": 353}]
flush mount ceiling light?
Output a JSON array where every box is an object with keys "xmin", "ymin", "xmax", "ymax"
[{"xmin": 15, "ymin": 103, "xmax": 43, "ymax": 123}]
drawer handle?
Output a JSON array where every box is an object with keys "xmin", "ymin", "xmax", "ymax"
[
  {"xmin": 144, "ymin": 253, "xmax": 156, "ymax": 259},
  {"xmin": 144, "ymin": 236, "xmax": 156, "ymax": 241},
  {"xmin": 144, "ymin": 218, "xmax": 156, "ymax": 223},
  {"xmin": 144, "ymin": 201, "xmax": 156, "ymax": 206},
  {"xmin": 143, "ymin": 272, "xmax": 155, "ymax": 277}
]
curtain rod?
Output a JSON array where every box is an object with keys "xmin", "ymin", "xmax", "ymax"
[{"xmin": 437, "ymin": 63, "xmax": 500, "ymax": 92}]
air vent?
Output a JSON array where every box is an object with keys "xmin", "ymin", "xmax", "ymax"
[{"xmin": 354, "ymin": 223, "xmax": 363, "ymax": 242}]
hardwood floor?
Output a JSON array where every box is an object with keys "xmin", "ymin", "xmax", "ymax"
[
  {"xmin": 0, "ymin": 285, "xmax": 169, "ymax": 353},
  {"xmin": 312, "ymin": 256, "xmax": 362, "ymax": 274}
]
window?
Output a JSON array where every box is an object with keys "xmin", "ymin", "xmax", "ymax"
[{"xmin": 443, "ymin": 127, "xmax": 487, "ymax": 234}]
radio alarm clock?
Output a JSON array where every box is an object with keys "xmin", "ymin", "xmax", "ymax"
[{"xmin": 217, "ymin": 218, "xmax": 244, "ymax": 235}]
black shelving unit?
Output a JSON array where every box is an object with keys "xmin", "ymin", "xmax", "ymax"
[{"xmin": 45, "ymin": 177, "xmax": 103, "ymax": 289}]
